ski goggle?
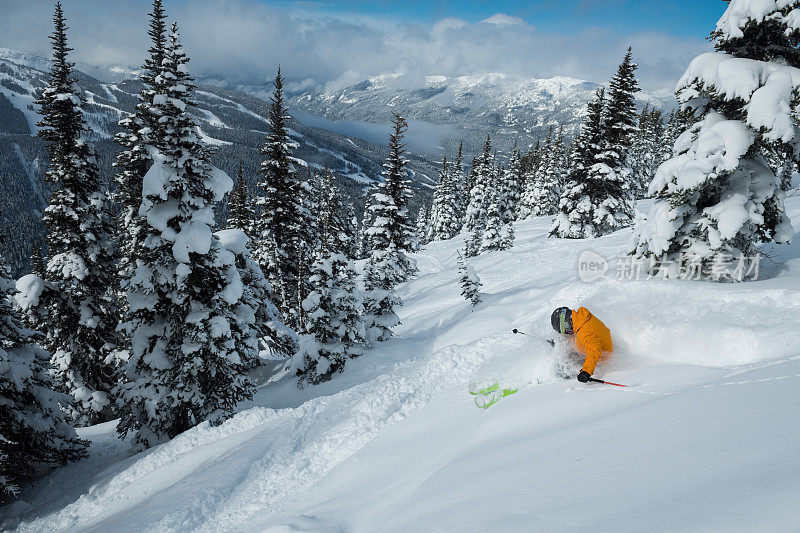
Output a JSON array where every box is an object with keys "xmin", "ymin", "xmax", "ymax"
[{"xmin": 559, "ymin": 309, "xmax": 573, "ymax": 334}]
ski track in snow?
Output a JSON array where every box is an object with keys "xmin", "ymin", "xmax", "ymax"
[{"xmin": 13, "ymin": 335, "xmax": 508, "ymax": 532}]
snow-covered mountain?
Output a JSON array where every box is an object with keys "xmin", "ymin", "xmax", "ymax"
[
  {"xmin": 284, "ymin": 72, "xmax": 678, "ymax": 155},
  {"xmin": 2, "ymin": 195, "xmax": 799, "ymax": 531},
  {"xmin": 0, "ymin": 47, "xmax": 438, "ymax": 274}
]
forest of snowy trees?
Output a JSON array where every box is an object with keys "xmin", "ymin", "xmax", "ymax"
[{"xmin": 2, "ymin": 0, "xmax": 799, "ymax": 504}]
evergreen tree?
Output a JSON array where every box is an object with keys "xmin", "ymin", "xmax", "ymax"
[
  {"xmin": 366, "ymin": 113, "xmax": 417, "ymax": 278},
  {"xmin": 429, "ymin": 155, "xmax": 464, "ymax": 241},
  {"xmin": 480, "ymin": 162, "xmax": 516, "ymax": 252},
  {"xmin": 551, "ymin": 88, "xmax": 607, "ymax": 239},
  {"xmin": 115, "ymin": 25, "xmax": 254, "ymax": 450},
  {"xmin": 457, "ymin": 253, "xmax": 482, "ymax": 308},
  {"xmin": 516, "ymin": 141, "xmax": 541, "ymax": 220},
  {"xmin": 462, "ymin": 154, "xmax": 477, "ymax": 218},
  {"xmin": 292, "ymin": 252, "xmax": 366, "ymax": 384},
  {"xmin": 114, "ymin": 0, "xmax": 168, "ymax": 293},
  {"xmin": 358, "ymin": 185, "xmax": 377, "ymax": 259},
  {"xmin": 632, "ymin": 1, "xmax": 796, "ymax": 280},
  {"xmin": 415, "ymin": 203, "xmax": 430, "ymax": 247},
  {"xmin": 34, "ymin": 2, "xmax": 119, "ymax": 426},
  {"xmin": 537, "ymin": 127, "xmax": 566, "ymax": 216},
  {"xmin": 1, "ymin": 215, "xmax": 87, "ymax": 504},
  {"xmin": 362, "ymin": 113, "xmax": 415, "ymax": 342},
  {"xmin": 591, "ymin": 48, "xmax": 639, "ymax": 233},
  {"xmin": 505, "ymin": 148, "xmax": 525, "ymax": 218},
  {"xmin": 463, "ymin": 135, "xmax": 494, "ymax": 256},
  {"xmin": 226, "ymin": 162, "xmax": 255, "ymax": 234},
  {"xmin": 452, "ymin": 141, "xmax": 467, "ymax": 224},
  {"xmin": 253, "ymin": 67, "xmax": 306, "ymax": 327},
  {"xmin": 519, "ymin": 130, "xmax": 561, "ymax": 219},
  {"xmin": 630, "ymin": 107, "xmax": 665, "ymax": 198},
  {"xmin": 342, "ymin": 202, "xmax": 360, "ymax": 260},
  {"xmin": 313, "ymin": 168, "xmax": 357, "ymax": 259},
  {"xmin": 216, "ymin": 229, "xmax": 295, "ymax": 365}
]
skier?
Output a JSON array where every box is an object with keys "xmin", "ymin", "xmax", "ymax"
[{"xmin": 551, "ymin": 306, "xmax": 613, "ymax": 383}]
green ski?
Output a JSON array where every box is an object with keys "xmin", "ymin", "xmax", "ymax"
[
  {"xmin": 468, "ymin": 379, "xmax": 499, "ymax": 396},
  {"xmin": 471, "ymin": 385, "xmax": 519, "ymax": 409}
]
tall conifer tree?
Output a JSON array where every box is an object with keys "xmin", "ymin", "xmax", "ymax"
[
  {"xmin": 362, "ymin": 113, "xmax": 415, "ymax": 342},
  {"xmin": 590, "ymin": 48, "xmax": 639, "ymax": 234},
  {"xmin": 35, "ymin": 2, "xmax": 119, "ymax": 425},
  {"xmin": 115, "ymin": 25, "xmax": 253, "ymax": 450},
  {"xmin": 114, "ymin": 0, "xmax": 168, "ymax": 291},
  {"xmin": 254, "ymin": 67, "xmax": 307, "ymax": 327}
]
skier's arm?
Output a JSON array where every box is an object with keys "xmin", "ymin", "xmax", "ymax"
[{"xmin": 580, "ymin": 333, "xmax": 603, "ymax": 375}]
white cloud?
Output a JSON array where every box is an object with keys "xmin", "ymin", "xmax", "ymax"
[
  {"xmin": 0, "ymin": 0, "xmax": 711, "ymax": 92},
  {"xmin": 480, "ymin": 13, "xmax": 526, "ymax": 26}
]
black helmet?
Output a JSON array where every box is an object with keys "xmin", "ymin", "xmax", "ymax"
[{"xmin": 551, "ymin": 307, "xmax": 573, "ymax": 334}]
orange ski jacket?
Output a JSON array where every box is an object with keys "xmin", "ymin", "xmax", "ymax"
[{"xmin": 571, "ymin": 307, "xmax": 613, "ymax": 375}]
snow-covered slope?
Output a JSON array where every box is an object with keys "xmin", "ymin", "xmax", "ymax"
[
  {"xmin": 3, "ymin": 197, "xmax": 800, "ymax": 532},
  {"xmin": 286, "ymin": 72, "xmax": 678, "ymax": 154}
]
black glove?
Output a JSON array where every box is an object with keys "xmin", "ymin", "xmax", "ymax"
[{"xmin": 577, "ymin": 371, "xmax": 591, "ymax": 383}]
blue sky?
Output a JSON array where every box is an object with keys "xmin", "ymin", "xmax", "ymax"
[
  {"xmin": 275, "ymin": 0, "xmax": 725, "ymax": 38},
  {"xmin": 2, "ymin": 0, "xmax": 723, "ymax": 91}
]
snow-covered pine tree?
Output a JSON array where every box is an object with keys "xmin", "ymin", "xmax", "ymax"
[
  {"xmin": 34, "ymin": 2, "xmax": 119, "ymax": 426},
  {"xmin": 370, "ymin": 112, "xmax": 417, "ymax": 278},
  {"xmin": 630, "ymin": 107, "xmax": 665, "ymax": 198},
  {"xmin": 342, "ymin": 202, "xmax": 360, "ymax": 259},
  {"xmin": 518, "ymin": 129, "xmax": 557, "ymax": 219},
  {"xmin": 294, "ymin": 168, "xmax": 319, "ymax": 327},
  {"xmin": 216, "ymin": 229, "xmax": 295, "ymax": 365},
  {"xmin": 632, "ymin": 0, "xmax": 797, "ymax": 280},
  {"xmin": 551, "ymin": 88, "xmax": 607, "ymax": 239},
  {"xmin": 253, "ymin": 67, "xmax": 306, "ymax": 327},
  {"xmin": 659, "ymin": 109, "xmax": 694, "ymax": 165},
  {"xmin": 292, "ymin": 251, "xmax": 366, "ymax": 384},
  {"xmin": 115, "ymin": 25, "xmax": 254, "ymax": 450},
  {"xmin": 462, "ymin": 153, "xmax": 477, "ymax": 219},
  {"xmin": 452, "ymin": 141, "xmax": 467, "ymax": 224},
  {"xmin": 539, "ymin": 126, "xmax": 567, "ymax": 215},
  {"xmin": 358, "ymin": 186, "xmax": 377, "ymax": 259},
  {"xmin": 226, "ymin": 162, "xmax": 255, "ymax": 235},
  {"xmin": 463, "ymin": 135, "xmax": 494, "ymax": 256},
  {"xmin": 415, "ymin": 203, "xmax": 430, "ymax": 247},
  {"xmin": 429, "ymin": 155, "xmax": 464, "ymax": 241},
  {"xmin": 506, "ymin": 148, "xmax": 525, "ymax": 219},
  {"xmin": 1, "ymin": 215, "xmax": 87, "ymax": 504},
  {"xmin": 362, "ymin": 114, "xmax": 416, "ymax": 342},
  {"xmin": 114, "ymin": 0, "xmax": 168, "ymax": 291},
  {"xmin": 293, "ymin": 254, "xmax": 342, "ymax": 383},
  {"xmin": 312, "ymin": 168, "xmax": 357, "ymax": 260},
  {"xmin": 523, "ymin": 127, "xmax": 564, "ymax": 218},
  {"xmin": 515, "ymin": 142, "xmax": 540, "ymax": 220},
  {"xmin": 590, "ymin": 47, "xmax": 639, "ymax": 234},
  {"xmin": 480, "ymin": 161, "xmax": 516, "ymax": 252},
  {"xmin": 457, "ymin": 252, "xmax": 482, "ymax": 307}
]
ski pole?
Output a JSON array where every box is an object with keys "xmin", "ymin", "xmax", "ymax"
[
  {"xmin": 512, "ymin": 329, "xmax": 555, "ymax": 347},
  {"xmin": 588, "ymin": 377, "xmax": 628, "ymax": 388}
]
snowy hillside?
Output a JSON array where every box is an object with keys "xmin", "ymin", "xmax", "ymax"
[
  {"xmin": 0, "ymin": 47, "xmax": 439, "ymax": 274},
  {"xmin": 3, "ymin": 194, "xmax": 799, "ymax": 532},
  {"xmin": 287, "ymin": 72, "xmax": 678, "ymax": 155}
]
